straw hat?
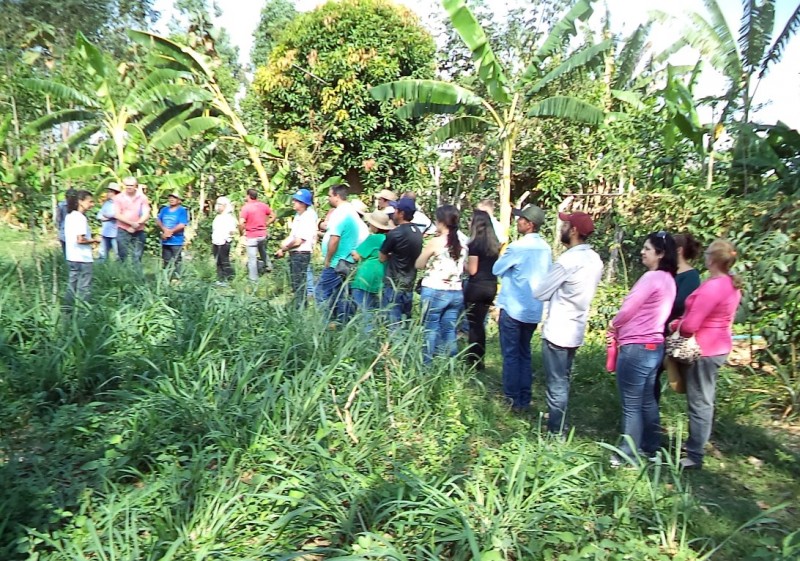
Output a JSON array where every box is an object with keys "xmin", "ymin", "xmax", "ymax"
[
  {"xmin": 363, "ymin": 210, "xmax": 395, "ymax": 231},
  {"xmin": 375, "ymin": 189, "xmax": 397, "ymax": 201},
  {"xmin": 351, "ymin": 199, "xmax": 368, "ymax": 216}
]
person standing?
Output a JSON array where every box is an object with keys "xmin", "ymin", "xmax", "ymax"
[
  {"xmin": 318, "ymin": 184, "xmax": 369, "ymax": 320},
  {"xmin": 211, "ymin": 196, "xmax": 237, "ymax": 285},
  {"xmin": 674, "ymin": 239, "xmax": 742, "ymax": 470},
  {"xmin": 56, "ymin": 189, "xmax": 76, "ymax": 257},
  {"xmin": 114, "ymin": 176, "xmax": 151, "ymax": 266},
  {"xmin": 476, "ymin": 198, "xmax": 508, "ymax": 244},
  {"xmin": 464, "ymin": 209, "xmax": 500, "ymax": 370},
  {"xmin": 239, "ymin": 188, "xmax": 276, "ymax": 282},
  {"xmin": 276, "ymin": 188, "xmax": 318, "ymax": 305},
  {"xmin": 492, "ymin": 205, "xmax": 552, "ymax": 411},
  {"xmin": 97, "ymin": 183, "xmax": 120, "ymax": 261},
  {"xmin": 64, "ymin": 190, "xmax": 100, "ymax": 306},
  {"xmin": 375, "ymin": 188, "xmax": 397, "ymax": 219},
  {"xmin": 416, "ymin": 205, "xmax": 467, "ymax": 363},
  {"xmin": 379, "ymin": 197, "xmax": 423, "ymax": 326},
  {"xmin": 608, "ymin": 231, "xmax": 677, "ymax": 467},
  {"xmin": 533, "ymin": 212, "xmax": 603, "ymax": 434},
  {"xmin": 156, "ymin": 192, "xmax": 189, "ymax": 274},
  {"xmin": 351, "ymin": 210, "xmax": 393, "ymax": 327}
]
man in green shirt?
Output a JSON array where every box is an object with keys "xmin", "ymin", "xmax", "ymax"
[{"xmin": 351, "ymin": 210, "xmax": 394, "ymax": 329}]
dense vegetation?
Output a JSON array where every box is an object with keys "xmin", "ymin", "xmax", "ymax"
[{"xmin": 1, "ymin": 0, "xmax": 799, "ymax": 558}]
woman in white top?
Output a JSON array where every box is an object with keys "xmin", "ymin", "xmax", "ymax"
[
  {"xmin": 211, "ymin": 196, "xmax": 237, "ymax": 284},
  {"xmin": 64, "ymin": 190, "xmax": 100, "ymax": 306},
  {"xmin": 415, "ymin": 205, "xmax": 467, "ymax": 363}
]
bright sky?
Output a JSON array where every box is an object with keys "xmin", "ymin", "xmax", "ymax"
[{"xmin": 153, "ymin": 0, "xmax": 800, "ymax": 129}]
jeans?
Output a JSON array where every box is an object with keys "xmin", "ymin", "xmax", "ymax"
[
  {"xmin": 464, "ymin": 279, "xmax": 496, "ymax": 368},
  {"xmin": 98, "ymin": 236, "xmax": 117, "ymax": 261},
  {"xmin": 245, "ymin": 236, "xmax": 271, "ymax": 281},
  {"xmin": 65, "ymin": 261, "xmax": 93, "ymax": 306},
  {"xmin": 316, "ymin": 266, "xmax": 348, "ymax": 321},
  {"xmin": 351, "ymin": 288, "xmax": 379, "ymax": 332},
  {"xmin": 289, "ymin": 252, "xmax": 311, "ymax": 306},
  {"xmin": 117, "ymin": 230, "xmax": 145, "ymax": 265},
  {"xmin": 420, "ymin": 287, "xmax": 464, "ymax": 363},
  {"xmin": 213, "ymin": 242, "xmax": 234, "ymax": 281},
  {"xmin": 498, "ymin": 309, "xmax": 537, "ymax": 408},
  {"xmin": 615, "ymin": 343, "xmax": 664, "ymax": 459},
  {"xmin": 542, "ymin": 338, "xmax": 577, "ymax": 433},
  {"xmin": 382, "ymin": 285, "xmax": 414, "ymax": 327},
  {"xmin": 162, "ymin": 244, "xmax": 183, "ymax": 274},
  {"xmin": 684, "ymin": 354, "xmax": 727, "ymax": 465},
  {"xmin": 307, "ymin": 265, "xmax": 315, "ymax": 296}
]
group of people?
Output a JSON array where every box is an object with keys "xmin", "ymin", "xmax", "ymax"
[{"xmin": 58, "ymin": 179, "xmax": 742, "ymax": 471}]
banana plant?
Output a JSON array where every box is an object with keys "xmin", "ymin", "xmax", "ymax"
[
  {"xmin": 370, "ymin": 0, "xmax": 609, "ymax": 230},
  {"xmin": 22, "ymin": 31, "xmax": 218, "ymax": 184},
  {"xmin": 128, "ymin": 29, "xmax": 284, "ymax": 197}
]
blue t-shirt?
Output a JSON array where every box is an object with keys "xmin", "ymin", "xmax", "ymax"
[{"xmin": 158, "ymin": 205, "xmax": 189, "ymax": 246}]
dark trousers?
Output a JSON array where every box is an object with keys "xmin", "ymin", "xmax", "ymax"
[
  {"xmin": 117, "ymin": 230, "xmax": 145, "ymax": 265},
  {"xmin": 498, "ymin": 309, "xmax": 537, "ymax": 409},
  {"xmin": 213, "ymin": 242, "xmax": 233, "ymax": 281},
  {"xmin": 464, "ymin": 279, "xmax": 496, "ymax": 368},
  {"xmin": 289, "ymin": 252, "xmax": 311, "ymax": 306},
  {"xmin": 65, "ymin": 261, "xmax": 93, "ymax": 306},
  {"xmin": 162, "ymin": 244, "xmax": 183, "ymax": 275}
]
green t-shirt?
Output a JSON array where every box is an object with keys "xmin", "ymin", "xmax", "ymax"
[{"xmin": 352, "ymin": 233, "xmax": 387, "ymax": 293}]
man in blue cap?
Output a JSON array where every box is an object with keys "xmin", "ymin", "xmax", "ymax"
[
  {"xmin": 379, "ymin": 196, "xmax": 423, "ymax": 326},
  {"xmin": 276, "ymin": 188, "xmax": 318, "ymax": 306}
]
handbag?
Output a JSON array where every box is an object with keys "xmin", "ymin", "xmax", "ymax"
[
  {"xmin": 663, "ymin": 356, "xmax": 686, "ymax": 393},
  {"xmin": 665, "ymin": 327, "xmax": 701, "ymax": 364},
  {"xmin": 334, "ymin": 258, "xmax": 357, "ymax": 278}
]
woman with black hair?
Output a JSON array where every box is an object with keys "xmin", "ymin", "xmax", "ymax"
[
  {"xmin": 415, "ymin": 205, "xmax": 467, "ymax": 363},
  {"xmin": 464, "ymin": 209, "xmax": 500, "ymax": 370},
  {"xmin": 64, "ymin": 190, "xmax": 100, "ymax": 306},
  {"xmin": 607, "ymin": 231, "xmax": 677, "ymax": 467}
]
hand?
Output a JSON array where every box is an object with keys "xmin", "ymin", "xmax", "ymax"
[
  {"xmin": 92, "ymin": 236, "xmax": 102, "ymax": 244},
  {"xmin": 131, "ymin": 222, "xmax": 140, "ymax": 230},
  {"xmin": 275, "ymin": 248, "xmax": 285, "ymax": 259}
]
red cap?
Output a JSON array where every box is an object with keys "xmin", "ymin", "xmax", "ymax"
[{"xmin": 559, "ymin": 211, "xmax": 595, "ymax": 236}]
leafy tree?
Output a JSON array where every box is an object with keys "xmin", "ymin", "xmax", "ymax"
[
  {"xmin": 250, "ymin": 0, "xmax": 297, "ymax": 70},
  {"xmin": 370, "ymin": 0, "xmax": 610, "ymax": 231},
  {"xmin": 252, "ymin": 0, "xmax": 436, "ymax": 193}
]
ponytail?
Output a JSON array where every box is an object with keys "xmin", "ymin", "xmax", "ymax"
[
  {"xmin": 447, "ymin": 228, "xmax": 461, "ymax": 261},
  {"xmin": 435, "ymin": 205, "xmax": 461, "ymax": 260}
]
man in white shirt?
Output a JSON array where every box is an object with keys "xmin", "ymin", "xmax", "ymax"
[
  {"xmin": 533, "ymin": 211, "xmax": 603, "ymax": 434},
  {"xmin": 276, "ymin": 188, "xmax": 318, "ymax": 306}
]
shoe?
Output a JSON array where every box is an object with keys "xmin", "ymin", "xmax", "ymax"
[
  {"xmin": 679, "ymin": 457, "xmax": 702, "ymax": 470},
  {"xmin": 609, "ymin": 453, "xmax": 637, "ymax": 470},
  {"xmin": 214, "ymin": 281, "xmax": 228, "ymax": 287}
]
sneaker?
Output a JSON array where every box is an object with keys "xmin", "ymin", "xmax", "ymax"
[
  {"xmin": 609, "ymin": 454, "xmax": 624, "ymax": 469},
  {"xmin": 679, "ymin": 457, "xmax": 702, "ymax": 470},
  {"xmin": 214, "ymin": 281, "xmax": 228, "ymax": 287}
]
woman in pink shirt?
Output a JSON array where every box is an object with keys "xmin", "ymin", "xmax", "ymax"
[
  {"xmin": 673, "ymin": 239, "xmax": 742, "ymax": 470},
  {"xmin": 608, "ymin": 231, "xmax": 677, "ymax": 467}
]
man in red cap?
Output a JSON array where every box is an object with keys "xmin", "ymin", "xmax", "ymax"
[{"xmin": 533, "ymin": 211, "xmax": 603, "ymax": 435}]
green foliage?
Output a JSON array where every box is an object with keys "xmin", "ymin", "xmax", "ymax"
[
  {"xmin": 252, "ymin": 0, "xmax": 437, "ymax": 193},
  {"xmin": 250, "ymin": 0, "xmax": 297, "ymax": 70}
]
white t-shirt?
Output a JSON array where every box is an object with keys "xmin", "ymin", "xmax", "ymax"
[
  {"xmin": 289, "ymin": 207, "xmax": 318, "ymax": 252},
  {"xmin": 64, "ymin": 211, "xmax": 93, "ymax": 263},
  {"xmin": 211, "ymin": 213, "xmax": 237, "ymax": 245}
]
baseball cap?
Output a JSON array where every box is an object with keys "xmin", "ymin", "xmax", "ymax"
[
  {"xmin": 375, "ymin": 189, "xmax": 397, "ymax": 201},
  {"xmin": 512, "ymin": 204, "xmax": 545, "ymax": 226},
  {"xmin": 168, "ymin": 192, "xmax": 182, "ymax": 200},
  {"xmin": 292, "ymin": 188, "xmax": 313, "ymax": 206},
  {"xmin": 394, "ymin": 197, "xmax": 416, "ymax": 215},
  {"xmin": 558, "ymin": 211, "xmax": 595, "ymax": 236}
]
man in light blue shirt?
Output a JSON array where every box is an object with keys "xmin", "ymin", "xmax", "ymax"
[
  {"xmin": 97, "ymin": 183, "xmax": 120, "ymax": 261},
  {"xmin": 492, "ymin": 204, "xmax": 552, "ymax": 410}
]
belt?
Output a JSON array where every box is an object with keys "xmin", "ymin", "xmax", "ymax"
[{"xmin": 290, "ymin": 251, "xmax": 311, "ymax": 254}]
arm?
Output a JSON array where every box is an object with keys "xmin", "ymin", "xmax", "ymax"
[
  {"xmin": 139, "ymin": 200, "xmax": 151, "ymax": 224},
  {"xmin": 324, "ymin": 235, "xmax": 341, "ymax": 268},
  {"xmin": 532, "ymin": 263, "xmax": 570, "ymax": 302},
  {"xmin": 492, "ymin": 245, "xmax": 517, "ymax": 277},
  {"xmin": 238, "ymin": 214, "xmax": 246, "ymax": 235},
  {"xmin": 351, "ymin": 250, "xmax": 362, "ymax": 262},
  {"xmin": 265, "ymin": 212, "xmax": 277, "ymax": 228},
  {"xmin": 466, "ymin": 256, "xmax": 479, "ymax": 276},
  {"xmin": 415, "ymin": 237, "xmax": 442, "ymax": 269},
  {"xmin": 611, "ymin": 274, "xmax": 655, "ymax": 329},
  {"xmin": 679, "ymin": 282, "xmax": 725, "ymax": 336}
]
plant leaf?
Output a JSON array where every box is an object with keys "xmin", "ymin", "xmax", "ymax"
[
  {"xmin": 760, "ymin": 2, "xmax": 800, "ymax": 78},
  {"xmin": 20, "ymin": 79, "xmax": 99, "ymax": 108},
  {"xmin": 527, "ymin": 96, "xmax": 605, "ymax": 125},
  {"xmin": 370, "ymin": 80, "xmax": 484, "ymax": 114},
  {"xmin": 24, "ymin": 109, "xmax": 99, "ymax": 133},
  {"xmin": 148, "ymin": 116, "xmax": 223, "ymax": 150},
  {"xmin": 535, "ymin": 0, "xmax": 596, "ymax": 62},
  {"xmin": 429, "ymin": 116, "xmax": 493, "ymax": 144},
  {"xmin": 526, "ymin": 39, "xmax": 612, "ymax": 93}
]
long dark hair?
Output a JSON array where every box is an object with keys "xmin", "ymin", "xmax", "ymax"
[
  {"xmin": 674, "ymin": 232, "xmax": 702, "ymax": 261},
  {"xmin": 646, "ymin": 230, "xmax": 678, "ymax": 276},
  {"xmin": 468, "ymin": 209, "xmax": 500, "ymax": 258},
  {"xmin": 67, "ymin": 190, "xmax": 92, "ymax": 213},
  {"xmin": 435, "ymin": 204, "xmax": 462, "ymax": 260}
]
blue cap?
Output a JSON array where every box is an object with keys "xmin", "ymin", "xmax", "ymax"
[
  {"xmin": 394, "ymin": 197, "xmax": 416, "ymax": 215},
  {"xmin": 292, "ymin": 188, "xmax": 313, "ymax": 206}
]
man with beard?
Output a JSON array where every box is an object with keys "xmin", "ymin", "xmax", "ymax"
[{"xmin": 533, "ymin": 211, "xmax": 603, "ymax": 435}]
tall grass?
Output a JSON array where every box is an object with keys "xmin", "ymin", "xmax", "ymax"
[{"xmin": 0, "ymin": 255, "xmax": 795, "ymax": 560}]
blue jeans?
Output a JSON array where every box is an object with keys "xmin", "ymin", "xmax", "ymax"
[
  {"xmin": 117, "ymin": 230, "xmax": 145, "ymax": 265},
  {"xmin": 315, "ymin": 267, "xmax": 347, "ymax": 321},
  {"xmin": 542, "ymin": 338, "xmax": 577, "ymax": 433},
  {"xmin": 382, "ymin": 285, "xmax": 414, "ymax": 327},
  {"xmin": 98, "ymin": 236, "xmax": 117, "ymax": 261},
  {"xmin": 351, "ymin": 288, "xmax": 379, "ymax": 333},
  {"xmin": 615, "ymin": 343, "xmax": 664, "ymax": 459},
  {"xmin": 420, "ymin": 287, "xmax": 463, "ymax": 363},
  {"xmin": 498, "ymin": 309, "xmax": 537, "ymax": 408}
]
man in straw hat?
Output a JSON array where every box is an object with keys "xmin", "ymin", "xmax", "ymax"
[{"xmin": 351, "ymin": 209, "xmax": 394, "ymax": 327}]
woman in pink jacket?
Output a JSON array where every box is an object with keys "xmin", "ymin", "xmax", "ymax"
[
  {"xmin": 608, "ymin": 231, "xmax": 677, "ymax": 467},
  {"xmin": 673, "ymin": 239, "xmax": 742, "ymax": 470}
]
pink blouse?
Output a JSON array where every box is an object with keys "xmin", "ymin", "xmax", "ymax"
[
  {"xmin": 679, "ymin": 275, "xmax": 742, "ymax": 357},
  {"xmin": 612, "ymin": 270, "xmax": 676, "ymax": 345}
]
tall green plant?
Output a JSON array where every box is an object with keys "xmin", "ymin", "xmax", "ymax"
[{"xmin": 370, "ymin": 0, "xmax": 609, "ymax": 231}]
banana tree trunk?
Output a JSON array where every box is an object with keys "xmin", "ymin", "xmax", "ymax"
[{"xmin": 499, "ymin": 136, "xmax": 513, "ymax": 237}]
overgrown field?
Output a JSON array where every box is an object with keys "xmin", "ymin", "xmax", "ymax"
[{"xmin": 0, "ymin": 255, "xmax": 798, "ymax": 560}]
